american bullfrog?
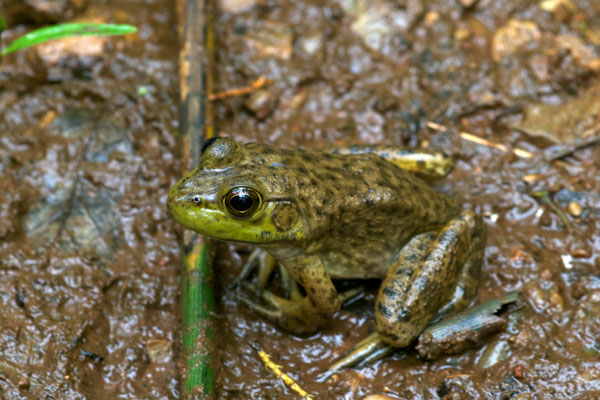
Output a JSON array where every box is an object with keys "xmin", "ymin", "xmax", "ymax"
[{"xmin": 167, "ymin": 137, "xmax": 485, "ymax": 359}]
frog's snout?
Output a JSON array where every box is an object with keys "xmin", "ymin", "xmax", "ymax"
[
  {"xmin": 166, "ymin": 184, "xmax": 179, "ymax": 218},
  {"xmin": 167, "ymin": 176, "xmax": 196, "ymax": 217}
]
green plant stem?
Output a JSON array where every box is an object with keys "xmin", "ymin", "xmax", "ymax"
[
  {"xmin": 181, "ymin": 232, "xmax": 215, "ymax": 396},
  {"xmin": 177, "ymin": 0, "xmax": 216, "ymax": 398}
]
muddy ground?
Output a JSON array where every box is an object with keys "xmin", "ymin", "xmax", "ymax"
[{"xmin": 1, "ymin": 0, "xmax": 599, "ymax": 399}]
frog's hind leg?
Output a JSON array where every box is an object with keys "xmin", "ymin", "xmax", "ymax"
[
  {"xmin": 320, "ymin": 231, "xmax": 438, "ymax": 377},
  {"xmin": 322, "ymin": 211, "xmax": 485, "ymax": 376},
  {"xmin": 331, "ymin": 145, "xmax": 454, "ymax": 178},
  {"xmin": 376, "ymin": 210, "xmax": 485, "ymax": 347}
]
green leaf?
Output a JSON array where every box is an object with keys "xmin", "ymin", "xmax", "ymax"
[
  {"xmin": 0, "ymin": 14, "xmax": 7, "ymax": 32},
  {"xmin": 1, "ymin": 23, "xmax": 137, "ymax": 55}
]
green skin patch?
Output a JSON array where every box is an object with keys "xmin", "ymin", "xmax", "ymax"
[{"xmin": 168, "ymin": 170, "xmax": 305, "ymax": 246}]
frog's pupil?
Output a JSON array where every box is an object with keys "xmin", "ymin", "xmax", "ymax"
[{"xmin": 231, "ymin": 194, "xmax": 253, "ymax": 212}]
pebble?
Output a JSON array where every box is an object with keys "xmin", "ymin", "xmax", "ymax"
[
  {"xmin": 571, "ymin": 248, "xmax": 590, "ymax": 258},
  {"xmin": 567, "ymin": 201, "xmax": 583, "ymax": 217},
  {"xmin": 492, "ymin": 19, "xmax": 541, "ymax": 61},
  {"xmin": 145, "ymin": 339, "xmax": 172, "ymax": 363},
  {"xmin": 245, "ymin": 89, "xmax": 276, "ymax": 120},
  {"xmin": 457, "ymin": 0, "xmax": 478, "ymax": 6},
  {"xmin": 513, "ymin": 365, "xmax": 524, "ymax": 379},
  {"xmin": 219, "ymin": 0, "xmax": 257, "ymax": 14}
]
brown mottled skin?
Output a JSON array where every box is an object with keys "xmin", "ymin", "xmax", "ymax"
[{"xmin": 167, "ymin": 137, "xmax": 485, "ymax": 347}]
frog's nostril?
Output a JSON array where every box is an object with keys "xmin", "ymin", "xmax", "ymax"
[{"xmin": 192, "ymin": 195, "xmax": 202, "ymax": 204}]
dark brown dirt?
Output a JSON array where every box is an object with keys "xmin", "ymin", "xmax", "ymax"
[{"xmin": 1, "ymin": 0, "xmax": 599, "ymax": 399}]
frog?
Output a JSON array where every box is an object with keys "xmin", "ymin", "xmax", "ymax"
[{"xmin": 167, "ymin": 137, "xmax": 485, "ymax": 366}]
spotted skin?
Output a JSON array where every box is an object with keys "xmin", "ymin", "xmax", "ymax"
[{"xmin": 167, "ymin": 137, "xmax": 485, "ymax": 342}]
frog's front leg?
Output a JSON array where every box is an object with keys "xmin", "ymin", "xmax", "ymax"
[
  {"xmin": 233, "ymin": 248, "xmax": 277, "ymax": 291},
  {"xmin": 240, "ymin": 254, "xmax": 341, "ymax": 335}
]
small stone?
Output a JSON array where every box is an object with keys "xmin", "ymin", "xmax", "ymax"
[
  {"xmin": 477, "ymin": 340, "xmax": 510, "ymax": 369},
  {"xmin": 567, "ymin": 201, "xmax": 583, "ymax": 217},
  {"xmin": 540, "ymin": 0, "xmax": 575, "ymax": 21},
  {"xmin": 548, "ymin": 289, "xmax": 564, "ymax": 312},
  {"xmin": 145, "ymin": 339, "xmax": 172, "ymax": 363},
  {"xmin": 562, "ymin": 254, "xmax": 574, "ymax": 269},
  {"xmin": 454, "ymin": 27, "xmax": 471, "ymax": 41},
  {"xmin": 525, "ymin": 283, "xmax": 546, "ymax": 308},
  {"xmin": 424, "ymin": 11, "xmax": 440, "ymax": 25},
  {"xmin": 509, "ymin": 330, "xmax": 531, "ymax": 348},
  {"xmin": 522, "ymin": 174, "xmax": 543, "ymax": 184},
  {"xmin": 513, "ymin": 365, "xmax": 525, "ymax": 379},
  {"xmin": 555, "ymin": 34, "xmax": 600, "ymax": 72},
  {"xmin": 571, "ymin": 248, "xmax": 590, "ymax": 258},
  {"xmin": 219, "ymin": 0, "xmax": 256, "ymax": 14},
  {"xmin": 298, "ymin": 34, "xmax": 323, "ymax": 56},
  {"xmin": 17, "ymin": 376, "xmax": 29, "ymax": 390},
  {"xmin": 492, "ymin": 20, "xmax": 541, "ymax": 62},
  {"xmin": 245, "ymin": 89, "xmax": 276, "ymax": 120},
  {"xmin": 457, "ymin": 0, "xmax": 478, "ymax": 6},
  {"xmin": 540, "ymin": 269, "xmax": 552, "ymax": 280}
]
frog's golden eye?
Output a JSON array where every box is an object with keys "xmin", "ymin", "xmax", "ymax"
[{"xmin": 224, "ymin": 187, "xmax": 262, "ymax": 218}]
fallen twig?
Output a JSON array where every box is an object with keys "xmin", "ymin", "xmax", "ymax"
[
  {"xmin": 542, "ymin": 133, "xmax": 600, "ymax": 161},
  {"xmin": 426, "ymin": 121, "xmax": 535, "ymax": 158},
  {"xmin": 209, "ymin": 76, "xmax": 273, "ymax": 101},
  {"xmin": 257, "ymin": 346, "xmax": 314, "ymax": 400}
]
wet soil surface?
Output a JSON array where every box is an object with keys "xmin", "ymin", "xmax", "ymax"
[{"xmin": 1, "ymin": 0, "xmax": 600, "ymax": 399}]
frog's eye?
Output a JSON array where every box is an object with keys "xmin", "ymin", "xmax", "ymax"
[
  {"xmin": 224, "ymin": 187, "xmax": 262, "ymax": 218},
  {"xmin": 201, "ymin": 137, "xmax": 220, "ymax": 154}
]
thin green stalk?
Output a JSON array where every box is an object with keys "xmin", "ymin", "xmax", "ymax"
[
  {"xmin": 181, "ymin": 232, "xmax": 215, "ymax": 396},
  {"xmin": 177, "ymin": 0, "xmax": 216, "ymax": 398}
]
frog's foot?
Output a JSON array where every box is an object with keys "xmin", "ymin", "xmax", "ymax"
[
  {"xmin": 331, "ymin": 145, "xmax": 454, "ymax": 178},
  {"xmin": 318, "ymin": 332, "xmax": 397, "ymax": 381},
  {"xmin": 232, "ymin": 248, "xmax": 278, "ymax": 295},
  {"xmin": 239, "ymin": 281, "xmax": 364, "ymax": 335},
  {"xmin": 238, "ymin": 281, "xmax": 325, "ymax": 334}
]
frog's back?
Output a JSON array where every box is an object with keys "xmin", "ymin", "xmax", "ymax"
[{"xmin": 254, "ymin": 145, "xmax": 459, "ymax": 279}]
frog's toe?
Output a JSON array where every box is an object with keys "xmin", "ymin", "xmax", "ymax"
[
  {"xmin": 232, "ymin": 248, "xmax": 277, "ymax": 295},
  {"xmin": 239, "ymin": 281, "xmax": 328, "ymax": 334},
  {"xmin": 319, "ymin": 332, "xmax": 397, "ymax": 381},
  {"xmin": 239, "ymin": 281, "xmax": 297, "ymax": 330},
  {"xmin": 237, "ymin": 289, "xmax": 283, "ymax": 321},
  {"xmin": 240, "ymin": 280, "xmax": 278, "ymax": 303},
  {"xmin": 231, "ymin": 248, "xmax": 261, "ymax": 288}
]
